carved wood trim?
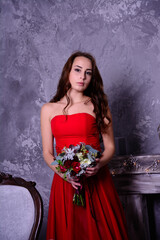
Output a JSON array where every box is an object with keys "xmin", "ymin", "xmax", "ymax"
[{"xmin": 0, "ymin": 172, "xmax": 43, "ymax": 240}]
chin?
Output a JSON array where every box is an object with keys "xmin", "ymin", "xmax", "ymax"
[
  {"xmin": 71, "ymin": 86, "xmax": 86, "ymax": 92},
  {"xmin": 78, "ymin": 87, "xmax": 88, "ymax": 92},
  {"xmin": 75, "ymin": 88, "xmax": 85, "ymax": 93}
]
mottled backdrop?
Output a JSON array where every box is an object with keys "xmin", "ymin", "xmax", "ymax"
[{"xmin": 0, "ymin": 0, "xmax": 160, "ymax": 239}]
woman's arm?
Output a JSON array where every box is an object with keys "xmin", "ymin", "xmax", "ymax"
[
  {"xmin": 86, "ymin": 108, "xmax": 115, "ymax": 176},
  {"xmin": 41, "ymin": 103, "xmax": 57, "ymax": 172},
  {"xmin": 41, "ymin": 103, "xmax": 81, "ymax": 189}
]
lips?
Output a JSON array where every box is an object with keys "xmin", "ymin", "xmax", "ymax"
[{"xmin": 77, "ymin": 82, "xmax": 84, "ymax": 86}]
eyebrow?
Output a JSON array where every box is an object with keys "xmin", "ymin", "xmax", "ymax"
[{"xmin": 74, "ymin": 65, "xmax": 92, "ymax": 71}]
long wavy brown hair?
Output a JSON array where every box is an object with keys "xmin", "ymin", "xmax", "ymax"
[{"xmin": 50, "ymin": 51, "xmax": 111, "ymax": 133}]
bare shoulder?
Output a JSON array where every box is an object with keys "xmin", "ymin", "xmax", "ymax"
[
  {"xmin": 41, "ymin": 102, "xmax": 55, "ymax": 113},
  {"xmin": 41, "ymin": 101, "xmax": 66, "ymax": 121},
  {"xmin": 41, "ymin": 102, "xmax": 57, "ymax": 121}
]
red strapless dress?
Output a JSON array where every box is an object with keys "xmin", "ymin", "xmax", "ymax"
[{"xmin": 47, "ymin": 113, "xmax": 128, "ymax": 240}]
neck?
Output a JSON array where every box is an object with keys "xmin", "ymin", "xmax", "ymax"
[{"xmin": 66, "ymin": 89, "xmax": 87, "ymax": 104}]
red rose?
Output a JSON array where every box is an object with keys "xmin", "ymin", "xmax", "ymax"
[
  {"xmin": 64, "ymin": 160, "xmax": 72, "ymax": 169},
  {"xmin": 71, "ymin": 161, "xmax": 80, "ymax": 168},
  {"xmin": 72, "ymin": 162, "xmax": 81, "ymax": 173},
  {"xmin": 60, "ymin": 165, "xmax": 67, "ymax": 173},
  {"xmin": 73, "ymin": 166, "xmax": 81, "ymax": 173}
]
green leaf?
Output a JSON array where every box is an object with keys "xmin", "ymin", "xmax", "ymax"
[
  {"xmin": 57, "ymin": 160, "xmax": 63, "ymax": 166},
  {"xmin": 56, "ymin": 166, "xmax": 60, "ymax": 172},
  {"xmin": 63, "ymin": 173, "xmax": 67, "ymax": 181}
]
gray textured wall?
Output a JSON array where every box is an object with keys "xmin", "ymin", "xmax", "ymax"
[{"xmin": 0, "ymin": 0, "xmax": 160, "ymax": 239}]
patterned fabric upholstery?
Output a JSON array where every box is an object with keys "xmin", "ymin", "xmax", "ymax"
[{"xmin": 0, "ymin": 185, "xmax": 35, "ymax": 240}]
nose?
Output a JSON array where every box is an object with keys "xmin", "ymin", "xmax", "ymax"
[{"xmin": 80, "ymin": 71, "xmax": 86, "ymax": 80}]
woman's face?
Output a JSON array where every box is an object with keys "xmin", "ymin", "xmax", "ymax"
[{"xmin": 69, "ymin": 56, "xmax": 92, "ymax": 92}]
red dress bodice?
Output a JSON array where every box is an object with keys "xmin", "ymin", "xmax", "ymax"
[{"xmin": 51, "ymin": 113, "xmax": 101, "ymax": 154}]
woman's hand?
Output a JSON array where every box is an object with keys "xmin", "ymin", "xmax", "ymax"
[
  {"xmin": 57, "ymin": 171, "xmax": 81, "ymax": 189},
  {"xmin": 85, "ymin": 158, "xmax": 101, "ymax": 177},
  {"xmin": 67, "ymin": 176, "xmax": 81, "ymax": 189},
  {"xmin": 66, "ymin": 176, "xmax": 82, "ymax": 189}
]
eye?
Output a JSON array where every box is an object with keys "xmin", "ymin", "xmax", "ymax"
[
  {"xmin": 86, "ymin": 71, "xmax": 92, "ymax": 76},
  {"xmin": 74, "ymin": 68, "xmax": 81, "ymax": 72}
]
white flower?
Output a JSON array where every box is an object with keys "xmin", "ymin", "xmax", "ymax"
[
  {"xmin": 64, "ymin": 148, "xmax": 75, "ymax": 160},
  {"xmin": 80, "ymin": 158, "xmax": 91, "ymax": 166},
  {"xmin": 76, "ymin": 152, "xmax": 83, "ymax": 160}
]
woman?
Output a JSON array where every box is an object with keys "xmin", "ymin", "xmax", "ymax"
[{"xmin": 41, "ymin": 51, "xmax": 128, "ymax": 240}]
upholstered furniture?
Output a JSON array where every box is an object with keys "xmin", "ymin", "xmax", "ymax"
[{"xmin": 0, "ymin": 172, "xmax": 43, "ymax": 240}]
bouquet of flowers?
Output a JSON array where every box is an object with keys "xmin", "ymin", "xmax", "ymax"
[{"xmin": 51, "ymin": 143, "xmax": 101, "ymax": 206}]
